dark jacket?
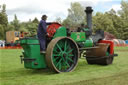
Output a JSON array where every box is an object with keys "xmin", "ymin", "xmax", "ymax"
[{"xmin": 37, "ymin": 20, "xmax": 51, "ymax": 37}]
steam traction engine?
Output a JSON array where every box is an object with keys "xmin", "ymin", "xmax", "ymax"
[{"xmin": 20, "ymin": 7, "xmax": 117, "ymax": 73}]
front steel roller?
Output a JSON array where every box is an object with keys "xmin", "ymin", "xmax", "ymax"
[
  {"xmin": 46, "ymin": 37, "xmax": 79, "ymax": 73},
  {"xmin": 86, "ymin": 43, "xmax": 114, "ymax": 65}
]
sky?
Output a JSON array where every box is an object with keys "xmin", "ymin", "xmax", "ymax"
[{"xmin": 0, "ymin": 0, "xmax": 122, "ymax": 22}]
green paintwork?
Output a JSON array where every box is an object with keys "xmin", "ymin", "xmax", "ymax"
[
  {"xmin": 82, "ymin": 28, "xmax": 89, "ymax": 31},
  {"xmin": 53, "ymin": 27, "xmax": 67, "ymax": 38},
  {"xmin": 106, "ymin": 52, "xmax": 109, "ymax": 56},
  {"xmin": 20, "ymin": 38, "xmax": 39, "ymax": 44},
  {"xmin": 84, "ymin": 39, "xmax": 93, "ymax": 47},
  {"xmin": 20, "ymin": 38, "xmax": 47, "ymax": 69},
  {"xmin": 70, "ymin": 32, "xmax": 93, "ymax": 47},
  {"xmin": 71, "ymin": 32, "xmax": 86, "ymax": 42}
]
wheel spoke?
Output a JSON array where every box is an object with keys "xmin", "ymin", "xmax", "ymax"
[
  {"xmin": 68, "ymin": 54, "xmax": 74, "ymax": 57},
  {"xmin": 64, "ymin": 40, "xmax": 67, "ymax": 51},
  {"xmin": 61, "ymin": 56, "xmax": 69, "ymax": 69},
  {"xmin": 53, "ymin": 54, "xmax": 61, "ymax": 57},
  {"xmin": 59, "ymin": 63, "xmax": 61, "ymax": 70},
  {"xmin": 65, "ymin": 43, "xmax": 70, "ymax": 52},
  {"xmin": 55, "ymin": 58, "xmax": 62, "ymax": 67},
  {"xmin": 53, "ymin": 49, "xmax": 59, "ymax": 53},
  {"xmin": 64, "ymin": 62, "xmax": 67, "ymax": 70},
  {"xmin": 57, "ymin": 44, "xmax": 63, "ymax": 52},
  {"xmin": 53, "ymin": 56, "xmax": 60, "ymax": 62},
  {"xmin": 67, "ymin": 57, "xmax": 74, "ymax": 63},
  {"xmin": 60, "ymin": 58, "xmax": 66, "ymax": 70},
  {"xmin": 67, "ymin": 49, "xmax": 73, "ymax": 54},
  {"xmin": 65, "ymin": 60, "xmax": 70, "ymax": 67},
  {"xmin": 59, "ymin": 41, "xmax": 64, "ymax": 48}
]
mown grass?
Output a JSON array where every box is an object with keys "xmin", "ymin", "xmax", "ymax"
[{"xmin": 0, "ymin": 46, "xmax": 128, "ymax": 85}]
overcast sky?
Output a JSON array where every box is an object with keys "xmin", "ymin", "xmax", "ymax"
[{"xmin": 1, "ymin": 0, "xmax": 122, "ymax": 22}]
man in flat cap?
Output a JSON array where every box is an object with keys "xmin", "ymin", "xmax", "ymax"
[{"xmin": 37, "ymin": 15, "xmax": 51, "ymax": 54}]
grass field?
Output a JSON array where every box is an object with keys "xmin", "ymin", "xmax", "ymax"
[{"xmin": 0, "ymin": 47, "xmax": 128, "ymax": 85}]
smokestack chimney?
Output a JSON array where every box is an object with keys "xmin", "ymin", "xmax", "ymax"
[{"xmin": 85, "ymin": 7, "xmax": 93, "ymax": 34}]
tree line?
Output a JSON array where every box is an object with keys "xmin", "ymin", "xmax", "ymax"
[
  {"xmin": 0, "ymin": 4, "xmax": 39, "ymax": 39},
  {"xmin": 0, "ymin": 0, "xmax": 128, "ymax": 40}
]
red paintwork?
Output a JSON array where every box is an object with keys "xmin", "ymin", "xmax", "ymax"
[
  {"xmin": 0, "ymin": 46, "xmax": 22, "ymax": 49},
  {"xmin": 99, "ymin": 40, "xmax": 114, "ymax": 54},
  {"xmin": 47, "ymin": 23, "xmax": 61, "ymax": 37}
]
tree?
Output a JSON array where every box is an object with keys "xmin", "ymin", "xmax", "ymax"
[
  {"xmin": 62, "ymin": 2, "xmax": 86, "ymax": 29},
  {"xmin": 0, "ymin": 4, "xmax": 8, "ymax": 26},
  {"xmin": 10, "ymin": 14, "xmax": 20, "ymax": 31},
  {"xmin": 6, "ymin": 24, "xmax": 15, "ymax": 31},
  {"xmin": 0, "ymin": 4, "xmax": 8, "ymax": 39},
  {"xmin": 19, "ymin": 20, "xmax": 38, "ymax": 37},
  {"xmin": 55, "ymin": 17, "xmax": 62, "ymax": 24},
  {"xmin": 0, "ymin": 24, "xmax": 4, "ymax": 39},
  {"xmin": 26, "ymin": 22, "xmax": 38, "ymax": 36},
  {"xmin": 19, "ymin": 22, "xmax": 28, "ymax": 32},
  {"xmin": 93, "ymin": 12, "xmax": 114, "ymax": 31},
  {"xmin": 118, "ymin": 0, "xmax": 128, "ymax": 21},
  {"xmin": 105, "ymin": 9, "xmax": 123, "ymax": 39},
  {"xmin": 118, "ymin": 0, "xmax": 128, "ymax": 39},
  {"xmin": 32, "ymin": 17, "xmax": 39, "ymax": 24}
]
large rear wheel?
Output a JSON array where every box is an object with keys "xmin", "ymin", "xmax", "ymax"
[{"xmin": 46, "ymin": 37, "xmax": 79, "ymax": 73}]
